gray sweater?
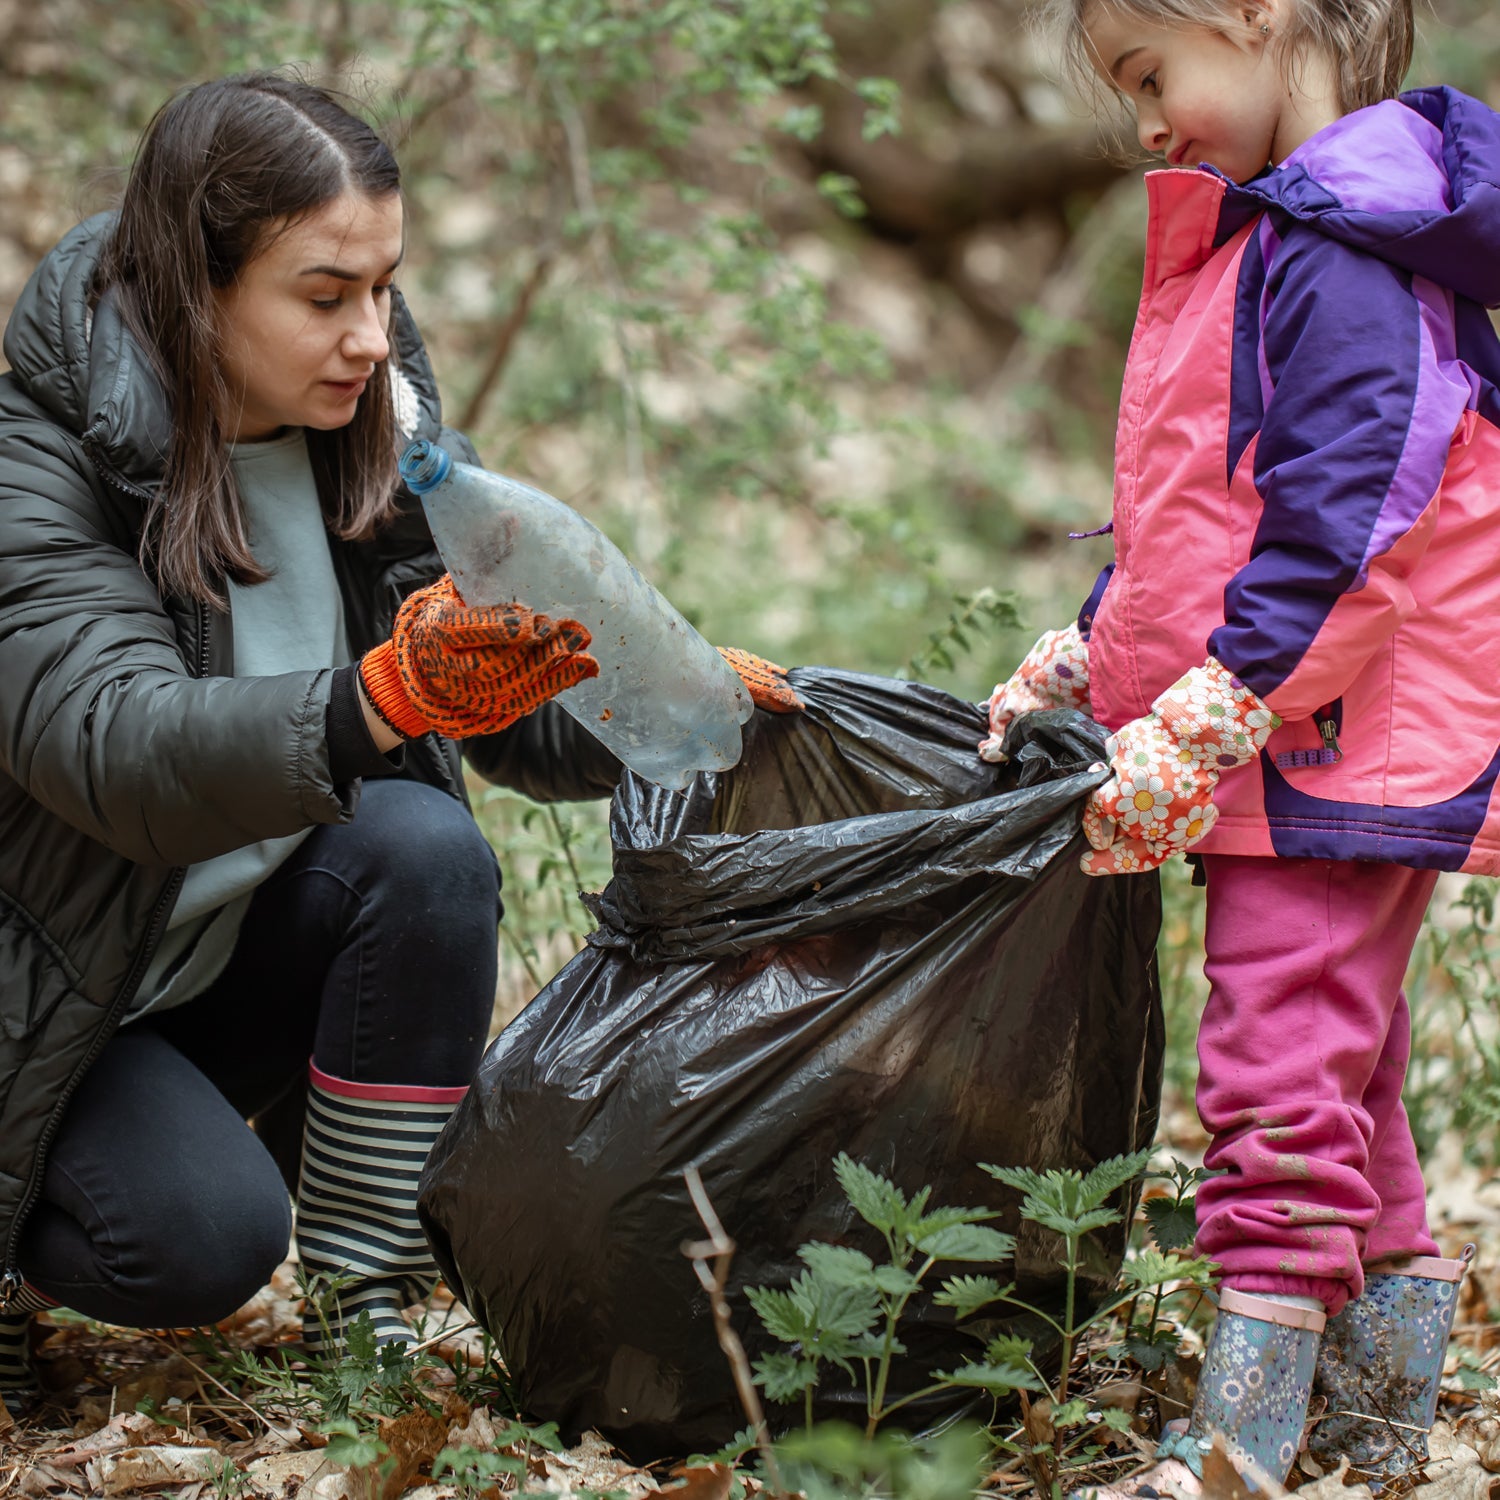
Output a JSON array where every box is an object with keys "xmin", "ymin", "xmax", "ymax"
[{"xmin": 131, "ymin": 431, "xmax": 350, "ymax": 1016}]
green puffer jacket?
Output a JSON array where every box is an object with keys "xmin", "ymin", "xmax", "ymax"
[{"xmin": 0, "ymin": 215, "xmax": 619, "ymax": 1298}]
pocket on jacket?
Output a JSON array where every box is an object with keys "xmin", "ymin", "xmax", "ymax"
[{"xmin": 0, "ymin": 896, "xmax": 83, "ymax": 1042}]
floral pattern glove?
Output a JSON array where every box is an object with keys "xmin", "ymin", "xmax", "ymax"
[
  {"xmin": 1081, "ymin": 657, "xmax": 1280, "ymax": 876},
  {"xmin": 979, "ymin": 622, "xmax": 1091, "ymax": 763}
]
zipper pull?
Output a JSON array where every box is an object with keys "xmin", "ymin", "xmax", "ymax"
[
  {"xmin": 1318, "ymin": 716, "xmax": 1343, "ymax": 764},
  {"xmin": 0, "ymin": 1268, "xmax": 22, "ymax": 1311}
]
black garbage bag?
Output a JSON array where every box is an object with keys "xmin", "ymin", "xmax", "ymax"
[{"xmin": 419, "ymin": 668, "xmax": 1163, "ymax": 1459}]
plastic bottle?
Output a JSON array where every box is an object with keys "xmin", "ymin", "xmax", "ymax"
[{"xmin": 399, "ymin": 440, "xmax": 754, "ymax": 792}]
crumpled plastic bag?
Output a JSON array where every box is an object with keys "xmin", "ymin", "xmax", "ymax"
[{"xmin": 420, "ymin": 667, "xmax": 1164, "ymax": 1458}]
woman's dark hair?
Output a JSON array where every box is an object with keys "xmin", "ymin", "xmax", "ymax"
[{"xmin": 95, "ymin": 70, "xmax": 404, "ymax": 607}]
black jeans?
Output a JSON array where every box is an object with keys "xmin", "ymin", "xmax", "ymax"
[{"xmin": 19, "ymin": 779, "xmax": 499, "ymax": 1326}]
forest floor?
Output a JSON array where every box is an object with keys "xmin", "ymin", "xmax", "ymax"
[{"xmin": 2, "ymin": 1102, "xmax": 1500, "ymax": 1500}]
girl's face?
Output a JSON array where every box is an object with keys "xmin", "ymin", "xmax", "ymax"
[
  {"xmin": 1083, "ymin": 4, "xmax": 1293, "ymax": 183},
  {"xmin": 213, "ymin": 189, "xmax": 404, "ymax": 442}
]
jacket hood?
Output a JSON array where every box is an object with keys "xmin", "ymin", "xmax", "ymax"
[
  {"xmin": 2, "ymin": 212, "xmax": 447, "ymax": 488},
  {"xmin": 1217, "ymin": 86, "xmax": 1500, "ymax": 308}
]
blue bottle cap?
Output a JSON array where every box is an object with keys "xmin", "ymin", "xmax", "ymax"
[{"xmin": 399, "ymin": 439, "xmax": 452, "ymax": 494}]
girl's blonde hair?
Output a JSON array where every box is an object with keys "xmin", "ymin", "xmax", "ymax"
[{"xmin": 1048, "ymin": 0, "xmax": 1414, "ymax": 116}]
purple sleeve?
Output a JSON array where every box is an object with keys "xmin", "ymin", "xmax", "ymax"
[
  {"xmin": 1077, "ymin": 563, "xmax": 1114, "ymax": 642},
  {"xmin": 1207, "ymin": 225, "xmax": 1463, "ymax": 715}
]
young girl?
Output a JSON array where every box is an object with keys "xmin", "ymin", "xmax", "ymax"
[
  {"xmin": 0, "ymin": 71, "xmax": 794, "ymax": 1412},
  {"xmin": 984, "ymin": 0, "xmax": 1500, "ymax": 1489}
]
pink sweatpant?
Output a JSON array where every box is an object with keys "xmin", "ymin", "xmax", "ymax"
[{"xmin": 1193, "ymin": 854, "xmax": 1440, "ymax": 1316}]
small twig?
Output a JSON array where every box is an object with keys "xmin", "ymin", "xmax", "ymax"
[
  {"xmin": 405, "ymin": 1319, "xmax": 479, "ymax": 1358},
  {"xmin": 552, "ymin": 78, "xmax": 648, "ymax": 512},
  {"xmin": 456, "ymin": 249, "xmax": 557, "ymax": 434},
  {"xmin": 498, "ymin": 921, "xmax": 545, "ymax": 991},
  {"xmin": 175, "ymin": 1355, "xmax": 252, "ymax": 1441},
  {"xmin": 159, "ymin": 1335, "xmax": 285, "ymax": 1438},
  {"xmin": 681, "ymin": 1166, "xmax": 788, "ymax": 1499},
  {"xmin": 1015, "ymin": 1390, "xmax": 1056, "ymax": 1498}
]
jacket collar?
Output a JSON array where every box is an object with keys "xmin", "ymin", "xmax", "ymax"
[{"xmin": 1210, "ymin": 87, "xmax": 1500, "ymax": 307}]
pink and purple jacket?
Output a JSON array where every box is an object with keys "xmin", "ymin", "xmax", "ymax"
[{"xmin": 1082, "ymin": 86, "xmax": 1500, "ymax": 875}]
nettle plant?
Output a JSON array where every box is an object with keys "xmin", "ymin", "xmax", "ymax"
[{"xmin": 745, "ymin": 1150, "xmax": 1215, "ymax": 1490}]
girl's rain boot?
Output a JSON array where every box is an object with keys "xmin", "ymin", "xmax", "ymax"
[
  {"xmin": 295, "ymin": 1065, "xmax": 465, "ymax": 1354},
  {"xmin": 0, "ymin": 1282, "xmax": 57, "ymax": 1416},
  {"xmin": 1094, "ymin": 1289, "xmax": 1325, "ymax": 1497},
  {"xmin": 1307, "ymin": 1246, "xmax": 1474, "ymax": 1488}
]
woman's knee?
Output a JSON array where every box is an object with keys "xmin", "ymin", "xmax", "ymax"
[
  {"xmin": 25, "ymin": 1163, "xmax": 292, "ymax": 1329},
  {"xmin": 345, "ymin": 780, "xmax": 501, "ymax": 927}
]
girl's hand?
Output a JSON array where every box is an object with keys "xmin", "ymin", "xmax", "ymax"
[
  {"xmin": 718, "ymin": 647, "xmax": 803, "ymax": 713},
  {"xmin": 359, "ymin": 575, "xmax": 599, "ymax": 740},
  {"xmin": 1081, "ymin": 657, "xmax": 1279, "ymax": 876},
  {"xmin": 979, "ymin": 621, "xmax": 1091, "ymax": 762}
]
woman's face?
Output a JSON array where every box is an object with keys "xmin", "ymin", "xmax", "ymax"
[{"xmin": 214, "ymin": 189, "xmax": 404, "ymax": 442}]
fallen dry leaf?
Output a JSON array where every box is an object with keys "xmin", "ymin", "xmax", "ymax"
[
  {"xmin": 663, "ymin": 1461, "xmax": 734, "ymax": 1500},
  {"xmin": 1457, "ymin": 1408, "xmax": 1500, "ymax": 1473},
  {"xmin": 1292, "ymin": 1456, "xmax": 1376, "ymax": 1500},
  {"xmin": 1413, "ymin": 1422, "xmax": 1500, "ymax": 1500},
  {"xmin": 540, "ymin": 1430, "xmax": 658, "ymax": 1497},
  {"xmin": 244, "ymin": 1446, "xmax": 338, "ymax": 1497},
  {"xmin": 20, "ymin": 1460, "xmax": 86, "ymax": 1496},
  {"xmin": 90, "ymin": 1442, "xmax": 228, "ymax": 1495},
  {"xmin": 43, "ymin": 1409, "xmax": 198, "ymax": 1467},
  {"xmin": 445, "ymin": 1403, "xmax": 498, "ymax": 1451},
  {"xmin": 348, "ymin": 1395, "xmax": 470, "ymax": 1500}
]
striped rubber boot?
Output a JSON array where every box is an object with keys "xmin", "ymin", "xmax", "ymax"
[
  {"xmin": 295, "ymin": 1065, "xmax": 465, "ymax": 1354},
  {"xmin": 0, "ymin": 1283, "xmax": 56, "ymax": 1415},
  {"xmin": 1307, "ymin": 1247, "xmax": 1474, "ymax": 1488}
]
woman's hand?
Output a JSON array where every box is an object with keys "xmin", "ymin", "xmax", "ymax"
[
  {"xmin": 359, "ymin": 576, "xmax": 599, "ymax": 740},
  {"xmin": 979, "ymin": 622, "xmax": 1091, "ymax": 762},
  {"xmin": 1081, "ymin": 657, "xmax": 1279, "ymax": 875},
  {"xmin": 718, "ymin": 647, "xmax": 803, "ymax": 712}
]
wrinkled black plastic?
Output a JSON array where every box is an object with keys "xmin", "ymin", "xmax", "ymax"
[{"xmin": 420, "ymin": 668, "xmax": 1163, "ymax": 1459}]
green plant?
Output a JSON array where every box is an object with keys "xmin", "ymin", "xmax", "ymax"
[
  {"xmin": 320, "ymin": 1415, "xmax": 395, "ymax": 1485},
  {"xmin": 773, "ymin": 1420, "xmax": 993, "ymax": 1500},
  {"xmin": 746, "ymin": 1150, "xmax": 1216, "ymax": 1497},
  {"xmin": 901, "ymin": 588, "xmax": 1021, "ymax": 681},
  {"xmin": 1404, "ymin": 876, "xmax": 1500, "ymax": 1165},
  {"xmin": 473, "ymin": 784, "xmax": 612, "ymax": 996},
  {"xmin": 746, "ymin": 1152, "xmax": 1020, "ymax": 1437},
  {"xmin": 1115, "ymin": 1157, "xmax": 1218, "ymax": 1375},
  {"xmin": 207, "ymin": 1452, "xmax": 253, "ymax": 1500},
  {"xmin": 432, "ymin": 1418, "xmax": 564, "ymax": 1498}
]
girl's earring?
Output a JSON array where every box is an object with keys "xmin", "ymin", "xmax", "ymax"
[{"xmin": 1259, "ymin": 21, "xmax": 1270, "ymax": 31}]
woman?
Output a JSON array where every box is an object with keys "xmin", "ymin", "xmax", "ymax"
[{"xmin": 0, "ymin": 69, "xmax": 792, "ymax": 1407}]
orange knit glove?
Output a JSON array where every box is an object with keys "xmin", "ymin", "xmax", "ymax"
[
  {"xmin": 718, "ymin": 647, "xmax": 803, "ymax": 713},
  {"xmin": 360, "ymin": 576, "xmax": 599, "ymax": 739}
]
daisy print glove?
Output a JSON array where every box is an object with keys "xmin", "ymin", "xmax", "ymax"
[
  {"xmin": 1081, "ymin": 658, "xmax": 1280, "ymax": 876},
  {"xmin": 979, "ymin": 622, "xmax": 1091, "ymax": 762}
]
